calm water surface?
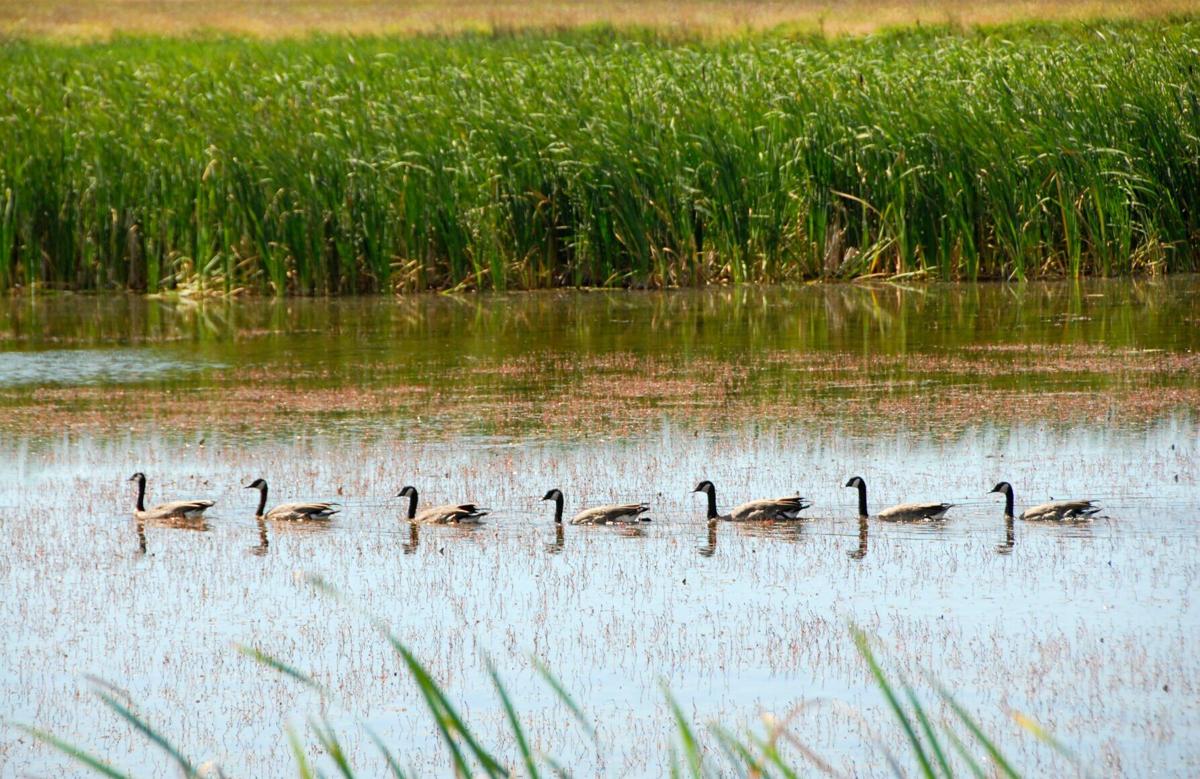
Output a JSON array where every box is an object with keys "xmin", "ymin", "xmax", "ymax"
[{"xmin": 0, "ymin": 281, "xmax": 1197, "ymax": 777}]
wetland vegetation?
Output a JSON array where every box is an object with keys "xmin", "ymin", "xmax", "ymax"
[{"xmin": 2, "ymin": 20, "xmax": 1199, "ymax": 294}]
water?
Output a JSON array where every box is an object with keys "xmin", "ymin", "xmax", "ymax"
[{"xmin": 1, "ymin": 281, "xmax": 1198, "ymax": 777}]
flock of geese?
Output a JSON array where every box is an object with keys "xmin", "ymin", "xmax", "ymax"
[{"xmin": 130, "ymin": 472, "xmax": 1101, "ymax": 525}]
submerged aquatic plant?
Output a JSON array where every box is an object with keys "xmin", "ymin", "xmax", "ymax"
[
  {"xmin": 13, "ymin": 578, "xmax": 1077, "ymax": 777},
  {"xmin": 0, "ymin": 20, "xmax": 1197, "ymax": 294}
]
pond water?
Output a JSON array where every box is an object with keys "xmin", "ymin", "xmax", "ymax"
[{"xmin": 1, "ymin": 281, "xmax": 1198, "ymax": 777}]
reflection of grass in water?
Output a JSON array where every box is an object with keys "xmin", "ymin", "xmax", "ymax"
[
  {"xmin": 2, "ymin": 284, "xmax": 1196, "ymax": 439},
  {"xmin": 3, "ymin": 343, "xmax": 1197, "ymax": 438},
  {"xmin": 16, "ymin": 580, "xmax": 1077, "ymax": 777}
]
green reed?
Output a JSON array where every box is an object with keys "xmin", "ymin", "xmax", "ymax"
[{"xmin": 1, "ymin": 21, "xmax": 1197, "ymax": 294}]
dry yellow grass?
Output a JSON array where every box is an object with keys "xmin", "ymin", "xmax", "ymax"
[{"xmin": 1, "ymin": 0, "xmax": 1197, "ymax": 38}]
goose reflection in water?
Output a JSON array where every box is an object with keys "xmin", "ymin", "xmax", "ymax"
[
  {"xmin": 848, "ymin": 518, "xmax": 869, "ymax": 560},
  {"xmin": 544, "ymin": 523, "xmax": 565, "ymax": 555},
  {"xmin": 403, "ymin": 522, "xmax": 420, "ymax": 555},
  {"xmin": 996, "ymin": 516, "xmax": 1015, "ymax": 555},
  {"xmin": 250, "ymin": 517, "xmax": 269, "ymax": 557},
  {"xmin": 540, "ymin": 510, "xmax": 645, "ymax": 555},
  {"xmin": 132, "ymin": 512, "xmax": 210, "ymax": 554},
  {"xmin": 698, "ymin": 521, "xmax": 718, "ymax": 557},
  {"xmin": 698, "ymin": 518, "xmax": 803, "ymax": 558},
  {"xmin": 738, "ymin": 521, "xmax": 805, "ymax": 543}
]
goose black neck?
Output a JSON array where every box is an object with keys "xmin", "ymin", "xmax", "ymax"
[
  {"xmin": 855, "ymin": 482, "xmax": 868, "ymax": 518},
  {"xmin": 1002, "ymin": 488, "xmax": 1015, "ymax": 519},
  {"xmin": 256, "ymin": 484, "xmax": 268, "ymax": 517},
  {"xmin": 550, "ymin": 493, "xmax": 564, "ymax": 524},
  {"xmin": 405, "ymin": 489, "xmax": 418, "ymax": 520},
  {"xmin": 705, "ymin": 488, "xmax": 718, "ymax": 520},
  {"xmin": 135, "ymin": 479, "xmax": 146, "ymax": 512}
]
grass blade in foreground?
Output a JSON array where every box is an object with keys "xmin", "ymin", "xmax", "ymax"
[
  {"xmin": 94, "ymin": 691, "xmax": 197, "ymax": 778},
  {"xmin": 12, "ymin": 725, "xmax": 132, "ymax": 779},
  {"xmin": 15, "ymin": 588, "xmax": 1069, "ymax": 777},
  {"xmin": 851, "ymin": 627, "xmax": 937, "ymax": 778}
]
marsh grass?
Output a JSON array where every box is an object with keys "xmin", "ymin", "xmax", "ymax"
[
  {"xmin": 14, "ymin": 578, "xmax": 1069, "ymax": 777},
  {"xmin": 0, "ymin": 21, "xmax": 1197, "ymax": 294}
]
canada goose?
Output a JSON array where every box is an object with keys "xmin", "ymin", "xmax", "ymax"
[
  {"xmin": 844, "ymin": 476, "xmax": 952, "ymax": 521},
  {"xmin": 128, "ymin": 472, "xmax": 214, "ymax": 521},
  {"xmin": 246, "ymin": 478, "xmax": 339, "ymax": 521},
  {"xmin": 541, "ymin": 488, "xmax": 650, "ymax": 525},
  {"xmin": 989, "ymin": 481, "xmax": 1100, "ymax": 521},
  {"xmin": 396, "ymin": 485, "xmax": 488, "ymax": 524},
  {"xmin": 691, "ymin": 480, "xmax": 811, "ymax": 522}
]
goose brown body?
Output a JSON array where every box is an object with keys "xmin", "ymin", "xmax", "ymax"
[
  {"xmin": 1021, "ymin": 500, "xmax": 1100, "ymax": 521},
  {"xmin": 263, "ymin": 502, "xmax": 340, "ymax": 521}
]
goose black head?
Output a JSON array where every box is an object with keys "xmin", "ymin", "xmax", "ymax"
[
  {"xmin": 246, "ymin": 478, "xmax": 267, "ymax": 490},
  {"xmin": 128, "ymin": 472, "xmax": 146, "ymax": 484},
  {"xmin": 396, "ymin": 485, "xmax": 417, "ymax": 499},
  {"xmin": 989, "ymin": 481, "xmax": 1013, "ymax": 495},
  {"xmin": 542, "ymin": 489, "xmax": 563, "ymax": 502},
  {"xmin": 845, "ymin": 476, "xmax": 865, "ymax": 489},
  {"xmin": 692, "ymin": 480, "xmax": 715, "ymax": 494}
]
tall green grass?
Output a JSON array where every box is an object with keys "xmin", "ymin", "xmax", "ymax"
[
  {"xmin": 13, "ymin": 578, "xmax": 1078, "ymax": 777},
  {"xmin": 1, "ymin": 21, "xmax": 1197, "ymax": 294}
]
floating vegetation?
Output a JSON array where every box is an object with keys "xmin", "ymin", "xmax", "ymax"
[
  {"xmin": 1, "ymin": 21, "xmax": 1197, "ymax": 294},
  {"xmin": 15, "ymin": 580, "xmax": 1071, "ymax": 777}
]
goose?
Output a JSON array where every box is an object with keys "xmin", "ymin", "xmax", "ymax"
[
  {"xmin": 246, "ymin": 478, "xmax": 339, "ymax": 521},
  {"xmin": 990, "ymin": 481, "xmax": 1100, "ymax": 521},
  {"xmin": 542, "ymin": 488, "xmax": 650, "ymax": 525},
  {"xmin": 692, "ymin": 480, "xmax": 811, "ymax": 522},
  {"xmin": 396, "ymin": 485, "xmax": 488, "ymax": 524},
  {"xmin": 845, "ymin": 476, "xmax": 952, "ymax": 521},
  {"xmin": 128, "ymin": 472, "xmax": 214, "ymax": 520}
]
